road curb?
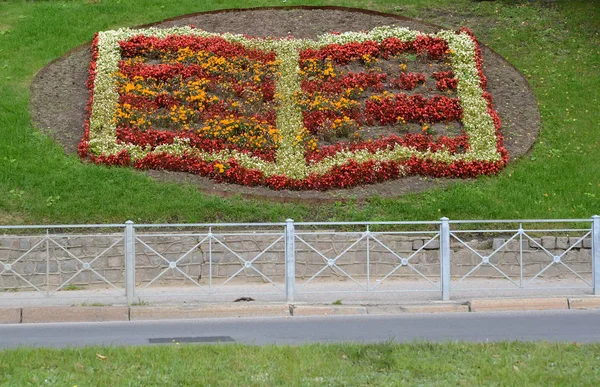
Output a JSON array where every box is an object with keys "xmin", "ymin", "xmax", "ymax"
[
  {"xmin": 21, "ymin": 306, "xmax": 129, "ymax": 324},
  {"xmin": 290, "ymin": 305, "xmax": 368, "ymax": 316},
  {"xmin": 367, "ymin": 303, "xmax": 469, "ymax": 314},
  {"xmin": 468, "ymin": 297, "xmax": 569, "ymax": 312},
  {"xmin": 0, "ymin": 308, "xmax": 21, "ymax": 324},
  {"xmin": 2, "ymin": 296, "xmax": 598, "ymax": 324},
  {"xmin": 567, "ymin": 297, "xmax": 600, "ymax": 310},
  {"xmin": 130, "ymin": 304, "xmax": 290, "ymax": 321}
]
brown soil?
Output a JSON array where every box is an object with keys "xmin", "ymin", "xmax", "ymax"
[{"xmin": 29, "ymin": 6, "xmax": 540, "ymax": 203}]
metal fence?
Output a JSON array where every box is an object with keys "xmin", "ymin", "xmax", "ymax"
[{"xmin": 0, "ymin": 217, "xmax": 598, "ymax": 304}]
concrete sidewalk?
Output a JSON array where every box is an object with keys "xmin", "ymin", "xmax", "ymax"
[{"xmin": 0, "ymin": 277, "xmax": 593, "ymax": 307}]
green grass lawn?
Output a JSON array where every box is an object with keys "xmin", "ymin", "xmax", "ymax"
[
  {"xmin": 1, "ymin": 341, "xmax": 599, "ymax": 385},
  {"xmin": 0, "ymin": 0, "xmax": 598, "ymax": 225}
]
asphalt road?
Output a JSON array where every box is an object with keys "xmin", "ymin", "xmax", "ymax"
[{"xmin": 1, "ymin": 310, "xmax": 599, "ymax": 348}]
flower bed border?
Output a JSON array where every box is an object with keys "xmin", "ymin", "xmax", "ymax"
[{"xmin": 80, "ymin": 25, "xmax": 508, "ymax": 190}]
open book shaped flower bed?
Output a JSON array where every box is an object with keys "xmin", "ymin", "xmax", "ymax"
[{"xmin": 80, "ymin": 26, "xmax": 507, "ymax": 190}]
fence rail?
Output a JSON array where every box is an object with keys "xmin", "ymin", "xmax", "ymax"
[{"xmin": 0, "ymin": 217, "xmax": 598, "ymax": 304}]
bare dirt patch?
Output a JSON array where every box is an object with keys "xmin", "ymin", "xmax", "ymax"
[{"xmin": 29, "ymin": 6, "xmax": 539, "ymax": 203}]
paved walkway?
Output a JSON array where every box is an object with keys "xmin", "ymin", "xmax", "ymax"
[{"xmin": 0, "ymin": 277, "xmax": 592, "ymax": 307}]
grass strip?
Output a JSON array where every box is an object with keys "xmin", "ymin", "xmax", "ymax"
[{"xmin": 1, "ymin": 341, "xmax": 599, "ymax": 385}]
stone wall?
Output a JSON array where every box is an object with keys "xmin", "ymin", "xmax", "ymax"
[{"xmin": 0, "ymin": 232, "xmax": 593, "ymax": 291}]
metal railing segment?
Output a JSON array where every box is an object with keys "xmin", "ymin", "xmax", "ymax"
[{"xmin": 0, "ymin": 216, "xmax": 597, "ymax": 304}]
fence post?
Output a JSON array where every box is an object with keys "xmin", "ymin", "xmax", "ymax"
[
  {"xmin": 285, "ymin": 218, "xmax": 295, "ymax": 303},
  {"xmin": 593, "ymin": 215, "xmax": 599, "ymax": 296},
  {"xmin": 125, "ymin": 220, "xmax": 136, "ymax": 305},
  {"xmin": 440, "ymin": 217, "xmax": 450, "ymax": 301}
]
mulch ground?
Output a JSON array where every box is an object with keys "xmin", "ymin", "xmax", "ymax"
[{"xmin": 29, "ymin": 6, "xmax": 540, "ymax": 203}]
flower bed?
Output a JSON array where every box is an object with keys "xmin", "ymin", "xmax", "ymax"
[{"xmin": 80, "ymin": 26, "xmax": 508, "ymax": 190}]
